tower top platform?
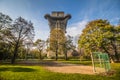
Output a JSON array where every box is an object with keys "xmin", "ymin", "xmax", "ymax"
[
  {"xmin": 51, "ymin": 11, "xmax": 64, "ymax": 17},
  {"xmin": 44, "ymin": 11, "xmax": 71, "ymax": 20}
]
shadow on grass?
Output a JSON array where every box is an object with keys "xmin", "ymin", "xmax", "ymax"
[{"xmin": 0, "ymin": 67, "xmax": 37, "ymax": 72}]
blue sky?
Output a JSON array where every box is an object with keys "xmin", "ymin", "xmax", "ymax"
[{"xmin": 0, "ymin": 0, "xmax": 120, "ymax": 41}]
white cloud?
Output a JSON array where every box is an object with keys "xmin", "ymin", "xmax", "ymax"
[
  {"xmin": 67, "ymin": 20, "xmax": 88, "ymax": 37},
  {"xmin": 110, "ymin": 17, "xmax": 120, "ymax": 25},
  {"xmin": 30, "ymin": 18, "xmax": 49, "ymax": 41},
  {"xmin": 66, "ymin": 20, "xmax": 88, "ymax": 46}
]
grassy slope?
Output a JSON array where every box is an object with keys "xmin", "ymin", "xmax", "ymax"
[{"xmin": 0, "ymin": 61, "xmax": 120, "ymax": 80}]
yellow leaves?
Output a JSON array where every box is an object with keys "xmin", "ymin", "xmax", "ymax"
[
  {"xmin": 50, "ymin": 28, "xmax": 66, "ymax": 44},
  {"xmin": 50, "ymin": 28, "xmax": 66, "ymax": 52},
  {"xmin": 78, "ymin": 19, "xmax": 112, "ymax": 53}
]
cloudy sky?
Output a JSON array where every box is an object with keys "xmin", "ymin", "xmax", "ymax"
[{"xmin": 0, "ymin": 0, "xmax": 120, "ymax": 41}]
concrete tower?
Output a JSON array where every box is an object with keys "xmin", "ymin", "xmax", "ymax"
[
  {"xmin": 44, "ymin": 12, "xmax": 71, "ymax": 60},
  {"xmin": 44, "ymin": 12, "xmax": 71, "ymax": 58}
]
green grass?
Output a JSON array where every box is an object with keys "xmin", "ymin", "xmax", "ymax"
[
  {"xmin": 0, "ymin": 61, "xmax": 120, "ymax": 80},
  {"xmin": 58, "ymin": 60, "xmax": 92, "ymax": 65}
]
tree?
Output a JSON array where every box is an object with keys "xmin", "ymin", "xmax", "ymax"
[
  {"xmin": 0, "ymin": 13, "xmax": 35, "ymax": 62},
  {"xmin": 107, "ymin": 25, "xmax": 120, "ymax": 61},
  {"xmin": 10, "ymin": 17, "xmax": 34, "ymax": 64},
  {"xmin": 50, "ymin": 28, "xmax": 66, "ymax": 60},
  {"xmin": 0, "ymin": 41, "xmax": 12, "ymax": 60},
  {"xmin": 78, "ymin": 19, "xmax": 120, "ymax": 62},
  {"xmin": 0, "ymin": 12, "xmax": 12, "ymax": 60},
  {"xmin": 62, "ymin": 35, "xmax": 75, "ymax": 60},
  {"xmin": 35, "ymin": 39, "xmax": 45, "ymax": 60},
  {"xmin": 24, "ymin": 40, "xmax": 33, "ymax": 60}
]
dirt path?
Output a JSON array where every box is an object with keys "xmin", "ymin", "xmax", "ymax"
[
  {"xmin": 46, "ymin": 64, "xmax": 94, "ymax": 74},
  {"xmin": 44, "ymin": 62, "xmax": 105, "ymax": 75},
  {"xmin": 18, "ymin": 60, "xmax": 105, "ymax": 75}
]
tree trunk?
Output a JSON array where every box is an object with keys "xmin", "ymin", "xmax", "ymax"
[
  {"xmin": 102, "ymin": 45, "xmax": 115, "ymax": 63},
  {"xmin": 39, "ymin": 53, "xmax": 42, "ymax": 60},
  {"xmin": 39, "ymin": 52, "xmax": 42, "ymax": 60},
  {"xmin": 55, "ymin": 43, "xmax": 58, "ymax": 61},
  {"xmin": 11, "ymin": 43, "xmax": 19, "ymax": 64},
  {"xmin": 65, "ymin": 53, "xmax": 67, "ymax": 60},
  {"xmin": 111, "ymin": 41, "xmax": 119, "ymax": 62},
  {"xmin": 91, "ymin": 52, "xmax": 96, "ymax": 72},
  {"xmin": 55, "ymin": 49, "xmax": 58, "ymax": 61},
  {"xmin": 65, "ymin": 50, "xmax": 68, "ymax": 61}
]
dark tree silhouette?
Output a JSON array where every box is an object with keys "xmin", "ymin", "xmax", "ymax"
[{"xmin": 10, "ymin": 17, "xmax": 34, "ymax": 64}]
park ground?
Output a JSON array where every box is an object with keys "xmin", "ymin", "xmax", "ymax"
[{"xmin": 0, "ymin": 59, "xmax": 120, "ymax": 80}]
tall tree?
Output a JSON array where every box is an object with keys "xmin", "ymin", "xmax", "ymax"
[
  {"xmin": 10, "ymin": 17, "xmax": 34, "ymax": 64},
  {"xmin": 108, "ymin": 25, "xmax": 120, "ymax": 61},
  {"xmin": 0, "ymin": 12, "xmax": 12, "ymax": 60},
  {"xmin": 50, "ymin": 28, "xmax": 66, "ymax": 60},
  {"xmin": 78, "ymin": 19, "xmax": 120, "ymax": 62}
]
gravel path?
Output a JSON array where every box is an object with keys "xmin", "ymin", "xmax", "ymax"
[{"xmin": 18, "ymin": 60, "xmax": 105, "ymax": 75}]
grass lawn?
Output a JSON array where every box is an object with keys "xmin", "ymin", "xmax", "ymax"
[
  {"xmin": 0, "ymin": 60, "xmax": 120, "ymax": 80},
  {"xmin": 58, "ymin": 59, "xmax": 92, "ymax": 65}
]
